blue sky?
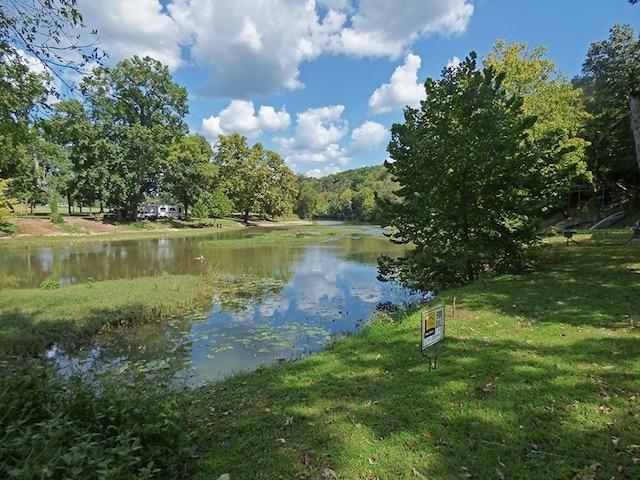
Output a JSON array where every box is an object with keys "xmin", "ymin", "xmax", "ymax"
[{"xmin": 67, "ymin": 0, "xmax": 640, "ymax": 177}]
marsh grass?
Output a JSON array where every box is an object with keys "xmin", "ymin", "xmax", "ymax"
[{"xmin": 0, "ymin": 274, "xmax": 200, "ymax": 356}]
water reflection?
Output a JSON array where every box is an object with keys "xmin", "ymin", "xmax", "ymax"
[{"xmin": 29, "ymin": 226, "xmax": 420, "ymax": 385}]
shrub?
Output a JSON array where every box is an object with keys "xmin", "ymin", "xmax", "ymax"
[
  {"xmin": 40, "ymin": 279, "xmax": 60, "ymax": 289},
  {"xmin": 0, "ymin": 358, "xmax": 196, "ymax": 479}
]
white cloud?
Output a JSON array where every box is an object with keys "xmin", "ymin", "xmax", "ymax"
[
  {"xmin": 77, "ymin": 0, "xmax": 184, "ymax": 71},
  {"xmin": 327, "ymin": 0, "xmax": 474, "ymax": 58},
  {"xmin": 274, "ymin": 105, "xmax": 349, "ymax": 152},
  {"xmin": 447, "ymin": 55, "xmax": 462, "ymax": 69},
  {"xmin": 305, "ymin": 165, "xmax": 343, "ymax": 178},
  {"xmin": 201, "ymin": 100, "xmax": 290, "ymax": 138},
  {"xmin": 78, "ymin": 0, "xmax": 473, "ymax": 98},
  {"xmin": 272, "ymin": 105, "xmax": 351, "ymax": 172},
  {"xmin": 369, "ymin": 53, "xmax": 425, "ymax": 114},
  {"xmin": 348, "ymin": 121, "xmax": 388, "ymax": 154}
]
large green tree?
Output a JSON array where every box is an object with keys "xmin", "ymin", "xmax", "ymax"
[
  {"xmin": 0, "ymin": 51, "xmax": 48, "ymax": 174},
  {"xmin": 1, "ymin": 0, "xmax": 102, "ymax": 175},
  {"xmin": 213, "ymin": 133, "xmax": 297, "ymax": 223},
  {"xmin": 578, "ymin": 24, "xmax": 640, "ymax": 189},
  {"xmin": 80, "ymin": 56, "xmax": 189, "ymax": 219},
  {"xmin": 378, "ymin": 53, "xmax": 556, "ymax": 291},
  {"xmin": 484, "ymin": 41, "xmax": 590, "ymax": 210},
  {"xmin": 164, "ymin": 133, "xmax": 215, "ymax": 219}
]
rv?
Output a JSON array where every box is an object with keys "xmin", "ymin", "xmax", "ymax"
[{"xmin": 157, "ymin": 204, "xmax": 184, "ymax": 219}]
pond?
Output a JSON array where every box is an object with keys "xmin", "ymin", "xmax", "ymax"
[{"xmin": 3, "ymin": 223, "xmax": 421, "ymax": 385}]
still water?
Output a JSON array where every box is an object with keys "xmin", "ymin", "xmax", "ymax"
[{"xmin": 2, "ymin": 223, "xmax": 420, "ymax": 385}]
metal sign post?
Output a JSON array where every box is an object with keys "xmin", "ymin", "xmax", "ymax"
[{"xmin": 421, "ymin": 304, "xmax": 445, "ymax": 370}]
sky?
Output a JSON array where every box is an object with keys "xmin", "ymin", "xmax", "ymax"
[{"xmin": 64, "ymin": 0, "xmax": 640, "ymax": 178}]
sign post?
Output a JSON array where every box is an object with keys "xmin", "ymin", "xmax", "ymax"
[{"xmin": 421, "ymin": 304, "xmax": 445, "ymax": 370}]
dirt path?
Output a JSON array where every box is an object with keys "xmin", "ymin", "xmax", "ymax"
[{"xmin": 8, "ymin": 217, "xmax": 131, "ymax": 236}]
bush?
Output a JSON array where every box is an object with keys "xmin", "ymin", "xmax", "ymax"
[
  {"xmin": 0, "ymin": 358, "xmax": 196, "ymax": 479},
  {"xmin": 40, "ymin": 279, "xmax": 60, "ymax": 289}
]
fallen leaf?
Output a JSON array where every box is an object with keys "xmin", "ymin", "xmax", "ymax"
[
  {"xmin": 323, "ymin": 467, "xmax": 339, "ymax": 479},
  {"xmin": 412, "ymin": 467, "xmax": 428, "ymax": 479},
  {"xmin": 589, "ymin": 463, "xmax": 601, "ymax": 471},
  {"xmin": 275, "ymin": 438, "xmax": 286, "ymax": 444},
  {"xmin": 422, "ymin": 430, "xmax": 432, "ymax": 439}
]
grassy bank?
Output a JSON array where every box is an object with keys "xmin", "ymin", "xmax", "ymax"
[
  {"xmin": 0, "ymin": 274, "xmax": 202, "ymax": 357},
  {"xmin": 1, "ymin": 230, "xmax": 639, "ymax": 479},
  {"xmin": 187, "ymin": 233, "xmax": 640, "ymax": 480}
]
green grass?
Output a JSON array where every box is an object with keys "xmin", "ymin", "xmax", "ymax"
[
  {"xmin": 1, "ymin": 229, "xmax": 640, "ymax": 479},
  {"xmin": 0, "ymin": 274, "xmax": 201, "ymax": 356},
  {"xmin": 188, "ymin": 233, "xmax": 640, "ymax": 480}
]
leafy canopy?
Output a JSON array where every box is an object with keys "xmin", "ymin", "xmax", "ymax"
[{"xmin": 378, "ymin": 53, "xmax": 555, "ymax": 291}]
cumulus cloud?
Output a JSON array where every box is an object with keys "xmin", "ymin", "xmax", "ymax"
[
  {"xmin": 326, "ymin": 0, "xmax": 473, "ymax": 58},
  {"xmin": 368, "ymin": 53, "xmax": 426, "ymax": 114},
  {"xmin": 274, "ymin": 105, "xmax": 349, "ymax": 152},
  {"xmin": 77, "ymin": 0, "xmax": 185, "ymax": 71},
  {"xmin": 202, "ymin": 100, "xmax": 291, "ymax": 138},
  {"xmin": 305, "ymin": 165, "xmax": 343, "ymax": 178},
  {"xmin": 447, "ymin": 55, "xmax": 462, "ymax": 69},
  {"xmin": 78, "ymin": 0, "xmax": 473, "ymax": 98},
  {"xmin": 348, "ymin": 121, "xmax": 389, "ymax": 154}
]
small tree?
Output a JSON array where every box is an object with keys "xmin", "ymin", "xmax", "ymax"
[{"xmin": 378, "ymin": 53, "xmax": 555, "ymax": 291}]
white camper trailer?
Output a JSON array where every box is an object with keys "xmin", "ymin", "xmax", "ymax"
[{"xmin": 157, "ymin": 204, "xmax": 184, "ymax": 219}]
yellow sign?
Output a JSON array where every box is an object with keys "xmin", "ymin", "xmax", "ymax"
[{"xmin": 421, "ymin": 305, "xmax": 445, "ymax": 350}]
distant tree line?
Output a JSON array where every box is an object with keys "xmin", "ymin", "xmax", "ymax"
[{"xmin": 294, "ymin": 166, "xmax": 397, "ymax": 222}]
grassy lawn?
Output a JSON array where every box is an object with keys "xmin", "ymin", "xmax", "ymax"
[{"xmin": 188, "ymin": 233, "xmax": 640, "ymax": 479}]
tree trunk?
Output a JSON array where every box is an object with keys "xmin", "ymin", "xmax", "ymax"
[{"xmin": 630, "ymin": 90, "xmax": 640, "ymax": 172}]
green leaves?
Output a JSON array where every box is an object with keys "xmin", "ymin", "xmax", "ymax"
[
  {"xmin": 379, "ymin": 52, "xmax": 557, "ymax": 290},
  {"xmin": 213, "ymin": 134, "xmax": 297, "ymax": 223}
]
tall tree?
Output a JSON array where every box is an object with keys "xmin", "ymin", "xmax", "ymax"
[
  {"xmin": 164, "ymin": 133, "xmax": 215, "ymax": 219},
  {"xmin": 378, "ymin": 53, "xmax": 556, "ymax": 291},
  {"xmin": 255, "ymin": 148, "xmax": 298, "ymax": 220},
  {"xmin": 80, "ymin": 56, "xmax": 189, "ymax": 219},
  {"xmin": 0, "ymin": 51, "xmax": 48, "ymax": 174},
  {"xmin": 579, "ymin": 24, "xmax": 640, "ymax": 187},
  {"xmin": 1, "ymin": 0, "xmax": 103, "ymax": 177},
  {"xmin": 213, "ymin": 133, "xmax": 297, "ymax": 223},
  {"xmin": 484, "ymin": 41, "xmax": 591, "ymax": 210}
]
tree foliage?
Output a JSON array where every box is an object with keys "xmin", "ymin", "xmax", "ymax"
[
  {"xmin": 1, "ymin": 0, "xmax": 104, "ymax": 177},
  {"xmin": 1, "ymin": 0, "xmax": 104, "ymax": 85},
  {"xmin": 164, "ymin": 133, "xmax": 215, "ymax": 219},
  {"xmin": 484, "ymin": 41, "xmax": 591, "ymax": 208},
  {"xmin": 213, "ymin": 133, "xmax": 297, "ymax": 223},
  {"xmin": 577, "ymin": 24, "xmax": 640, "ymax": 188},
  {"xmin": 80, "ymin": 56, "xmax": 189, "ymax": 219},
  {"xmin": 378, "ymin": 53, "xmax": 556, "ymax": 291},
  {"xmin": 294, "ymin": 165, "xmax": 397, "ymax": 221}
]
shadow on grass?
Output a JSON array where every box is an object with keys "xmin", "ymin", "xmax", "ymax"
[
  {"xmin": 195, "ymin": 321, "xmax": 639, "ymax": 479},
  {"xmin": 0, "ymin": 302, "xmax": 178, "ymax": 358},
  {"xmin": 458, "ymin": 242, "xmax": 640, "ymax": 328},
  {"xmin": 192, "ymin": 241, "xmax": 640, "ymax": 479}
]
